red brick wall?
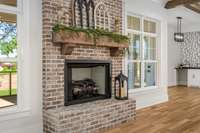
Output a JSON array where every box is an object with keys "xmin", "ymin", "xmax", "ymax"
[{"xmin": 42, "ymin": 0, "xmax": 123, "ymax": 110}]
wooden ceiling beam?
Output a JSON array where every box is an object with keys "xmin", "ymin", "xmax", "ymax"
[
  {"xmin": 184, "ymin": 4, "xmax": 200, "ymax": 13},
  {"xmin": 0, "ymin": 0, "xmax": 17, "ymax": 7},
  {"xmin": 190, "ymin": 2, "xmax": 200, "ymax": 9},
  {"xmin": 165, "ymin": 0, "xmax": 200, "ymax": 9}
]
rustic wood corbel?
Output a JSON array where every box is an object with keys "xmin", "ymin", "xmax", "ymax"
[{"xmin": 61, "ymin": 45, "xmax": 75, "ymax": 55}]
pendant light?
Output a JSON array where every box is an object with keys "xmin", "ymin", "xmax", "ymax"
[{"xmin": 174, "ymin": 17, "xmax": 184, "ymax": 42}]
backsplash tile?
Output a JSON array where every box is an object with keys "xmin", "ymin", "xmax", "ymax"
[{"xmin": 181, "ymin": 32, "xmax": 200, "ymax": 67}]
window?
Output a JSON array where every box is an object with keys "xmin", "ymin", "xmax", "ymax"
[
  {"xmin": 0, "ymin": 0, "xmax": 18, "ymax": 108},
  {"xmin": 126, "ymin": 14, "xmax": 159, "ymax": 90}
]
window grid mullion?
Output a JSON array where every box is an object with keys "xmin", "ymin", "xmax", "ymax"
[{"xmin": 141, "ymin": 17, "xmax": 145, "ymax": 89}]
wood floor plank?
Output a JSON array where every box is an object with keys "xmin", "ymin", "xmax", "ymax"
[{"xmin": 101, "ymin": 86, "xmax": 200, "ymax": 133}]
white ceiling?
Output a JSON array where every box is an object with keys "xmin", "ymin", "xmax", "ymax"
[
  {"xmin": 151, "ymin": 0, "xmax": 200, "ymax": 27},
  {"xmin": 151, "ymin": 0, "xmax": 168, "ymax": 6},
  {"xmin": 166, "ymin": 6, "xmax": 200, "ymax": 26}
]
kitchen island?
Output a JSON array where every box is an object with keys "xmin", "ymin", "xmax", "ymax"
[{"xmin": 176, "ymin": 67, "xmax": 200, "ymax": 87}]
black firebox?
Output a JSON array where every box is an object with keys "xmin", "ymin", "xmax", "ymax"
[{"xmin": 64, "ymin": 59, "xmax": 112, "ymax": 106}]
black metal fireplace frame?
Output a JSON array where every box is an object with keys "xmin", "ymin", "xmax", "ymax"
[{"xmin": 64, "ymin": 59, "xmax": 112, "ymax": 106}]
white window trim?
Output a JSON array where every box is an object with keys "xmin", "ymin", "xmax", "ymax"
[
  {"xmin": 129, "ymin": 86, "xmax": 159, "ymax": 94},
  {"xmin": 0, "ymin": 0, "xmax": 31, "ymax": 121},
  {"xmin": 125, "ymin": 12, "xmax": 161, "ymax": 92}
]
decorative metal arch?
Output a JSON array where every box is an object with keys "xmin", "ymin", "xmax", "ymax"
[
  {"xmin": 72, "ymin": 0, "xmax": 95, "ymax": 28},
  {"xmin": 87, "ymin": 0, "xmax": 95, "ymax": 28},
  {"xmin": 94, "ymin": 2, "xmax": 111, "ymax": 31}
]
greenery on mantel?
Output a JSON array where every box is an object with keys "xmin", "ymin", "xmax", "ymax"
[{"xmin": 52, "ymin": 24, "xmax": 129, "ymax": 44}]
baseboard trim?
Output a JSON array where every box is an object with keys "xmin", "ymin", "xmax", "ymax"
[
  {"xmin": 136, "ymin": 95, "xmax": 168, "ymax": 110},
  {"xmin": 168, "ymin": 85, "xmax": 187, "ymax": 88},
  {"xmin": 168, "ymin": 85, "xmax": 177, "ymax": 88}
]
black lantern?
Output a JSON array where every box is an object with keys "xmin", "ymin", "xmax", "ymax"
[{"xmin": 114, "ymin": 71, "xmax": 128, "ymax": 100}]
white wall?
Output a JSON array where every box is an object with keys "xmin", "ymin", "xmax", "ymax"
[
  {"xmin": 0, "ymin": 0, "xmax": 43, "ymax": 133},
  {"xmin": 183, "ymin": 23, "xmax": 200, "ymax": 32},
  {"xmin": 167, "ymin": 25, "xmax": 181, "ymax": 87},
  {"xmin": 125, "ymin": 0, "xmax": 168, "ymax": 109}
]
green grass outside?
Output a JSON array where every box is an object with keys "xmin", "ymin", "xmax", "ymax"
[{"xmin": 0, "ymin": 89, "xmax": 17, "ymax": 97}]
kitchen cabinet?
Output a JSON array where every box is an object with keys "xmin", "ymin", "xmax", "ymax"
[
  {"xmin": 188, "ymin": 69, "xmax": 200, "ymax": 87},
  {"xmin": 176, "ymin": 68, "xmax": 200, "ymax": 87}
]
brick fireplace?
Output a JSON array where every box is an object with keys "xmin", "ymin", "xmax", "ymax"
[{"xmin": 42, "ymin": 0, "xmax": 136, "ymax": 132}]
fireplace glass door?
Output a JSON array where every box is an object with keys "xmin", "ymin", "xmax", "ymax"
[{"xmin": 65, "ymin": 60, "xmax": 111, "ymax": 105}]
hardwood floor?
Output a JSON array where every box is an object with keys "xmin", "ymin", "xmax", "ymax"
[{"xmin": 102, "ymin": 86, "xmax": 200, "ymax": 133}]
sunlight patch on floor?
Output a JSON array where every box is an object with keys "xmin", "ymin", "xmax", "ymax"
[{"xmin": 0, "ymin": 98, "xmax": 15, "ymax": 108}]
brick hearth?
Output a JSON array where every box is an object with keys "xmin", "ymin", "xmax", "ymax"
[{"xmin": 44, "ymin": 99, "xmax": 135, "ymax": 133}]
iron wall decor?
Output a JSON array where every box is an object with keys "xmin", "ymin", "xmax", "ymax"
[
  {"xmin": 94, "ymin": 2, "xmax": 111, "ymax": 31},
  {"xmin": 72, "ymin": 0, "xmax": 95, "ymax": 28}
]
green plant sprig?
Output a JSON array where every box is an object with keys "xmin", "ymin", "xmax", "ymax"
[{"xmin": 52, "ymin": 24, "xmax": 129, "ymax": 43}]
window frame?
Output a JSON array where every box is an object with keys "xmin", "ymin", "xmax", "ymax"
[
  {"xmin": 125, "ymin": 13, "xmax": 160, "ymax": 92},
  {"xmin": 0, "ymin": 0, "xmax": 31, "ymax": 120}
]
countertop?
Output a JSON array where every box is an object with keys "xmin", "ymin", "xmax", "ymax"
[{"xmin": 176, "ymin": 67, "xmax": 200, "ymax": 70}]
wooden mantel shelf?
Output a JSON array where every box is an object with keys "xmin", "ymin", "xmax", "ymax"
[{"xmin": 52, "ymin": 31, "xmax": 129, "ymax": 56}]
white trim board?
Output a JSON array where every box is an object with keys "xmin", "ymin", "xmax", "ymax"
[{"xmin": 129, "ymin": 87, "xmax": 168, "ymax": 109}]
